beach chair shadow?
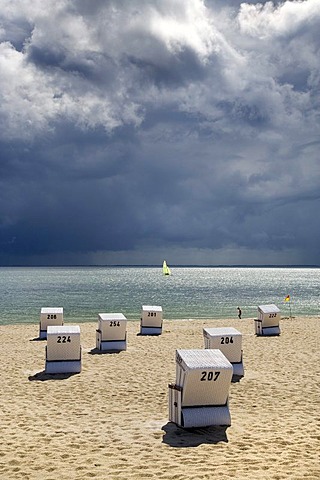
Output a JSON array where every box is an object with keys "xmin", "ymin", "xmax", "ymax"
[
  {"xmin": 88, "ymin": 348, "xmax": 121, "ymax": 355},
  {"xmin": 28, "ymin": 371, "xmax": 79, "ymax": 382},
  {"xmin": 161, "ymin": 422, "xmax": 229, "ymax": 448}
]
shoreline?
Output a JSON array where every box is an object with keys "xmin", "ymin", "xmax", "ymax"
[
  {"xmin": 0, "ymin": 316, "xmax": 319, "ymax": 479},
  {"xmin": 0, "ymin": 313, "xmax": 319, "ymax": 328}
]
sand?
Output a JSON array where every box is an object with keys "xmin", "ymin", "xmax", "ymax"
[{"xmin": 0, "ymin": 316, "xmax": 319, "ymax": 480}]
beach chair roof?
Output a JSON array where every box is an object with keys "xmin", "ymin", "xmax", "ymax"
[
  {"xmin": 258, "ymin": 304, "xmax": 280, "ymax": 313},
  {"xmin": 176, "ymin": 349, "xmax": 232, "ymax": 370}
]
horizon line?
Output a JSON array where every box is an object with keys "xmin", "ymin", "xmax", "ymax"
[{"xmin": 1, "ymin": 264, "xmax": 319, "ymax": 268}]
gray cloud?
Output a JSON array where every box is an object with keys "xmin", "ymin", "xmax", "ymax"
[{"xmin": 0, "ymin": 0, "xmax": 319, "ymax": 265}]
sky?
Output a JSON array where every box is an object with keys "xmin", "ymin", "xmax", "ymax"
[{"xmin": 0, "ymin": 0, "xmax": 319, "ymax": 266}]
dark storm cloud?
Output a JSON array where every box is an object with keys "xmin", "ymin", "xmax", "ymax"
[{"xmin": 0, "ymin": 0, "xmax": 319, "ymax": 265}]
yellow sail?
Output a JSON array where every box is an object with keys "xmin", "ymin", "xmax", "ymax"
[{"xmin": 163, "ymin": 260, "xmax": 171, "ymax": 276}]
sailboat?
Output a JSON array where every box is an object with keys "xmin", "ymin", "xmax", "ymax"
[{"xmin": 163, "ymin": 260, "xmax": 171, "ymax": 276}]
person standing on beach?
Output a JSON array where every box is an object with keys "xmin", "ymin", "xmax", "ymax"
[{"xmin": 237, "ymin": 307, "xmax": 242, "ymax": 319}]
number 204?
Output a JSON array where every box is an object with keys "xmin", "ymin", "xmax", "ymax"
[{"xmin": 200, "ymin": 371, "xmax": 220, "ymax": 381}]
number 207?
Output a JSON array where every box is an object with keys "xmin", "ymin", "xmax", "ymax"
[{"xmin": 200, "ymin": 371, "xmax": 220, "ymax": 381}]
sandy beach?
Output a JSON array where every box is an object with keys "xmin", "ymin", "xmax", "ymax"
[{"xmin": 0, "ymin": 316, "xmax": 319, "ymax": 480}]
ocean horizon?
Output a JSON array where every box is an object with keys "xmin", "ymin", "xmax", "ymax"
[
  {"xmin": 2, "ymin": 264, "xmax": 319, "ymax": 268},
  {"xmin": 0, "ymin": 265, "xmax": 318, "ymax": 326}
]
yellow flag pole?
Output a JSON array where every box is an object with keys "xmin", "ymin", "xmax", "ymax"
[{"xmin": 284, "ymin": 295, "xmax": 292, "ymax": 320}]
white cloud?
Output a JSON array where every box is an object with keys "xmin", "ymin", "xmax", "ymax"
[
  {"xmin": 238, "ymin": 0, "xmax": 320, "ymax": 39},
  {"xmin": 1, "ymin": 0, "xmax": 317, "ymax": 141},
  {"xmin": 0, "ymin": 42, "xmax": 57, "ymax": 139}
]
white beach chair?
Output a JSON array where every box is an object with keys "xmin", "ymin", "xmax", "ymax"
[
  {"xmin": 255, "ymin": 304, "xmax": 281, "ymax": 336},
  {"xmin": 168, "ymin": 349, "xmax": 233, "ymax": 428},
  {"xmin": 96, "ymin": 313, "xmax": 127, "ymax": 351},
  {"xmin": 203, "ymin": 327, "xmax": 244, "ymax": 377},
  {"xmin": 45, "ymin": 325, "xmax": 81, "ymax": 374},
  {"xmin": 140, "ymin": 305, "xmax": 163, "ymax": 335},
  {"xmin": 39, "ymin": 307, "xmax": 63, "ymax": 339}
]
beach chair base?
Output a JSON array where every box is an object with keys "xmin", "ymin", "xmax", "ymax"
[
  {"xmin": 181, "ymin": 405, "xmax": 231, "ymax": 428},
  {"xmin": 261, "ymin": 326, "xmax": 280, "ymax": 336},
  {"xmin": 255, "ymin": 319, "xmax": 280, "ymax": 336},
  {"xmin": 140, "ymin": 326, "xmax": 162, "ymax": 335},
  {"xmin": 168, "ymin": 383, "xmax": 231, "ymax": 428},
  {"xmin": 256, "ymin": 326, "xmax": 280, "ymax": 336},
  {"xmin": 39, "ymin": 330, "xmax": 47, "ymax": 340},
  {"xmin": 97, "ymin": 339, "xmax": 127, "ymax": 352},
  {"xmin": 45, "ymin": 359, "xmax": 81, "ymax": 374},
  {"xmin": 232, "ymin": 360, "xmax": 244, "ymax": 377},
  {"xmin": 96, "ymin": 330, "xmax": 127, "ymax": 352}
]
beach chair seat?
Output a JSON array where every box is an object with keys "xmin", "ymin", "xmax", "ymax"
[
  {"xmin": 45, "ymin": 325, "xmax": 81, "ymax": 374},
  {"xmin": 140, "ymin": 305, "xmax": 163, "ymax": 335},
  {"xmin": 168, "ymin": 349, "xmax": 233, "ymax": 428},
  {"xmin": 203, "ymin": 327, "xmax": 244, "ymax": 377},
  {"xmin": 96, "ymin": 313, "xmax": 127, "ymax": 351},
  {"xmin": 255, "ymin": 304, "xmax": 281, "ymax": 336},
  {"xmin": 39, "ymin": 307, "xmax": 63, "ymax": 339}
]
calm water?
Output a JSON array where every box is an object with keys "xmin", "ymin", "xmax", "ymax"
[{"xmin": 0, "ymin": 267, "xmax": 318, "ymax": 325}]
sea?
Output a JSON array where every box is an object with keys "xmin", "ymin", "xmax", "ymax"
[
  {"xmin": 0, "ymin": 266, "xmax": 320, "ymax": 325},
  {"xmin": 0, "ymin": 266, "xmax": 318, "ymax": 326}
]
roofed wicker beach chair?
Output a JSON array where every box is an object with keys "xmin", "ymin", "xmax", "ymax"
[
  {"xmin": 140, "ymin": 305, "xmax": 163, "ymax": 335},
  {"xmin": 45, "ymin": 325, "xmax": 81, "ymax": 374},
  {"xmin": 203, "ymin": 327, "xmax": 244, "ymax": 377},
  {"xmin": 39, "ymin": 307, "xmax": 63, "ymax": 339},
  {"xmin": 255, "ymin": 304, "xmax": 281, "ymax": 336},
  {"xmin": 168, "ymin": 349, "xmax": 233, "ymax": 428},
  {"xmin": 96, "ymin": 313, "xmax": 127, "ymax": 352}
]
